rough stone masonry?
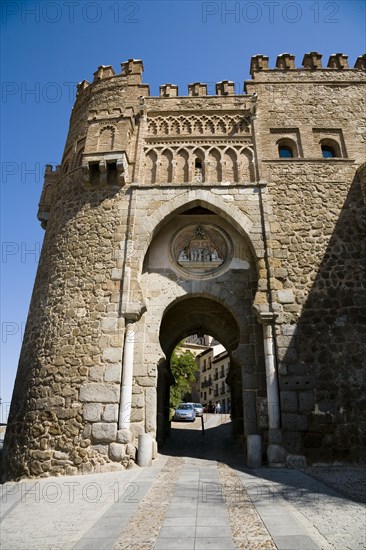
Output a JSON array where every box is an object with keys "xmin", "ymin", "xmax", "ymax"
[{"xmin": 2, "ymin": 52, "xmax": 366, "ymax": 480}]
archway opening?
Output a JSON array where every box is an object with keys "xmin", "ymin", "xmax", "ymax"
[
  {"xmin": 156, "ymin": 296, "xmax": 243, "ymax": 454},
  {"xmin": 140, "ymin": 198, "xmax": 264, "ymax": 462}
]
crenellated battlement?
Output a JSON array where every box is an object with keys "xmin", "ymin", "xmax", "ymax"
[
  {"xmin": 37, "ymin": 164, "xmax": 61, "ymax": 228},
  {"xmin": 76, "ymin": 54, "xmax": 365, "ymax": 102},
  {"xmin": 250, "ymin": 52, "xmax": 366, "ymax": 78},
  {"xmin": 76, "ymin": 59, "xmax": 146, "ymax": 96}
]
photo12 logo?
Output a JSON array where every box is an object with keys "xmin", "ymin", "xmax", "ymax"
[
  {"xmin": 2, "ymin": 241, "xmax": 41, "ymax": 263},
  {"xmin": 1, "ymin": 322, "xmax": 26, "ymax": 345},
  {"xmin": 201, "ymin": 2, "xmax": 339, "ymax": 24},
  {"xmin": 1, "ymin": 81, "xmax": 78, "ymax": 104},
  {"xmin": 2, "ymin": 2, "xmax": 140, "ymax": 24},
  {"xmin": 1, "ymin": 161, "xmax": 56, "ymax": 183},
  {"xmin": 1, "ymin": 480, "xmax": 140, "ymax": 504}
]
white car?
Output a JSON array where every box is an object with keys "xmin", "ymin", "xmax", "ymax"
[
  {"xmin": 187, "ymin": 402, "xmax": 204, "ymax": 417},
  {"xmin": 174, "ymin": 403, "xmax": 196, "ymax": 422}
]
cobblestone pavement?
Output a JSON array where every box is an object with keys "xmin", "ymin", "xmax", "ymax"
[
  {"xmin": 303, "ymin": 466, "xmax": 366, "ymax": 504},
  {"xmin": 1, "ymin": 415, "xmax": 365, "ymax": 549},
  {"xmin": 113, "ymin": 456, "xmax": 184, "ymax": 549}
]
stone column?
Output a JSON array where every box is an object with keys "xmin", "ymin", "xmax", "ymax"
[
  {"xmin": 260, "ymin": 312, "xmax": 285, "ymax": 465},
  {"xmin": 118, "ymin": 317, "xmax": 137, "ymax": 430},
  {"xmin": 263, "ymin": 320, "xmax": 280, "ymax": 430}
]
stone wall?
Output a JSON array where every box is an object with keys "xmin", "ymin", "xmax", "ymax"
[
  {"xmin": 246, "ymin": 54, "xmax": 366, "ymax": 461},
  {"xmin": 3, "ymin": 53, "xmax": 365, "ymax": 480}
]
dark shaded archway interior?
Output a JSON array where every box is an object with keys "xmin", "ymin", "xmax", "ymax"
[
  {"xmin": 157, "ymin": 296, "xmax": 243, "ymax": 449},
  {"xmin": 160, "ymin": 296, "xmax": 240, "ymax": 358}
]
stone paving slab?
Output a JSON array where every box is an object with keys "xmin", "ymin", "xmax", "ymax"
[
  {"xmin": 274, "ymin": 534, "xmax": 320, "ymax": 549},
  {"xmin": 194, "ymin": 538, "xmax": 236, "ymax": 549},
  {"xmin": 154, "ymin": 537, "xmax": 195, "ymax": 549}
]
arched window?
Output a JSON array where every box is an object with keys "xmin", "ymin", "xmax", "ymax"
[
  {"xmin": 320, "ymin": 138, "xmax": 341, "ymax": 158},
  {"xmin": 277, "ymin": 138, "xmax": 297, "ymax": 159},
  {"xmin": 321, "ymin": 145, "xmax": 336, "ymax": 158},
  {"xmin": 279, "ymin": 145, "xmax": 293, "ymax": 158}
]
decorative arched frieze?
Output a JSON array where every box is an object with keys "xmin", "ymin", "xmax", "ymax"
[
  {"xmin": 142, "ymin": 143, "xmax": 256, "ymax": 184},
  {"xmin": 146, "ymin": 114, "xmax": 251, "ymax": 137}
]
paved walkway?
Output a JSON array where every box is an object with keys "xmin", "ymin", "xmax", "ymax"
[{"xmin": 1, "ymin": 415, "xmax": 365, "ymax": 549}]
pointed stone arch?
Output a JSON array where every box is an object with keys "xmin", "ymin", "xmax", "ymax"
[
  {"xmin": 207, "ymin": 148, "xmax": 222, "ymax": 182},
  {"xmin": 159, "ymin": 119, "xmax": 169, "ymax": 134},
  {"xmin": 160, "ymin": 149, "xmax": 173, "ymax": 183},
  {"xmin": 215, "ymin": 118, "xmax": 225, "ymax": 133},
  {"xmin": 239, "ymin": 147, "xmax": 255, "ymax": 182},
  {"xmin": 148, "ymin": 119, "xmax": 158, "ymax": 135},
  {"xmin": 98, "ymin": 126, "xmax": 115, "ymax": 151},
  {"xmin": 224, "ymin": 148, "xmax": 238, "ymax": 182},
  {"xmin": 145, "ymin": 149, "xmax": 157, "ymax": 184},
  {"xmin": 192, "ymin": 147, "xmax": 206, "ymax": 182},
  {"xmin": 204, "ymin": 118, "xmax": 215, "ymax": 134},
  {"xmin": 170, "ymin": 119, "xmax": 180, "ymax": 135},
  {"xmin": 176, "ymin": 148, "xmax": 189, "ymax": 182},
  {"xmin": 193, "ymin": 117, "xmax": 204, "ymax": 134},
  {"xmin": 133, "ymin": 189, "xmax": 262, "ymax": 274}
]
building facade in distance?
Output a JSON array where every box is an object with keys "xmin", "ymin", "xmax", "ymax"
[{"xmin": 2, "ymin": 53, "xmax": 366, "ymax": 480}]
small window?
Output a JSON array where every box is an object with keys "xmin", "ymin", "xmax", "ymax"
[
  {"xmin": 107, "ymin": 162, "xmax": 117, "ymax": 185},
  {"xmin": 321, "ymin": 145, "xmax": 336, "ymax": 158},
  {"xmin": 195, "ymin": 158, "xmax": 202, "ymax": 169},
  {"xmin": 90, "ymin": 163, "xmax": 100, "ymax": 185},
  {"xmin": 279, "ymin": 145, "xmax": 293, "ymax": 158}
]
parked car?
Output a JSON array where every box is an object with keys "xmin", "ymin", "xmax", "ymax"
[
  {"xmin": 174, "ymin": 403, "xmax": 196, "ymax": 422},
  {"xmin": 187, "ymin": 402, "xmax": 203, "ymax": 416}
]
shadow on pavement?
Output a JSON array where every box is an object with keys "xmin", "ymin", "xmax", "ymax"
[{"xmin": 160, "ymin": 415, "xmax": 366, "ymax": 505}]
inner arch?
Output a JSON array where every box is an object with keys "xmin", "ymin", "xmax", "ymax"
[
  {"xmin": 157, "ymin": 295, "xmax": 242, "ymax": 449},
  {"xmin": 159, "ymin": 296, "xmax": 240, "ymax": 358}
]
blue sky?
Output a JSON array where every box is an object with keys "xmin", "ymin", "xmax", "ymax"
[{"xmin": 1, "ymin": 0, "xmax": 365, "ymax": 415}]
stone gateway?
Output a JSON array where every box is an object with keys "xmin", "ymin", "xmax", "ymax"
[{"xmin": 3, "ymin": 53, "xmax": 366, "ymax": 480}]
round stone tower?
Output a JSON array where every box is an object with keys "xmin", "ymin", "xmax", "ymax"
[{"xmin": 3, "ymin": 60, "xmax": 151, "ymax": 479}]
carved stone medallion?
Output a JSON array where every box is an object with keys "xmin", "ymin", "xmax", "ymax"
[{"xmin": 170, "ymin": 224, "xmax": 232, "ymax": 278}]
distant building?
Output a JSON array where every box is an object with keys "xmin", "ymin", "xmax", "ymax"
[
  {"xmin": 196, "ymin": 344, "xmax": 226, "ymax": 408},
  {"xmin": 212, "ymin": 349, "xmax": 231, "ymax": 413}
]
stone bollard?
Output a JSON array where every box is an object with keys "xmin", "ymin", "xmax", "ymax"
[
  {"xmin": 137, "ymin": 433, "xmax": 152, "ymax": 467},
  {"xmin": 247, "ymin": 435, "xmax": 262, "ymax": 468}
]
